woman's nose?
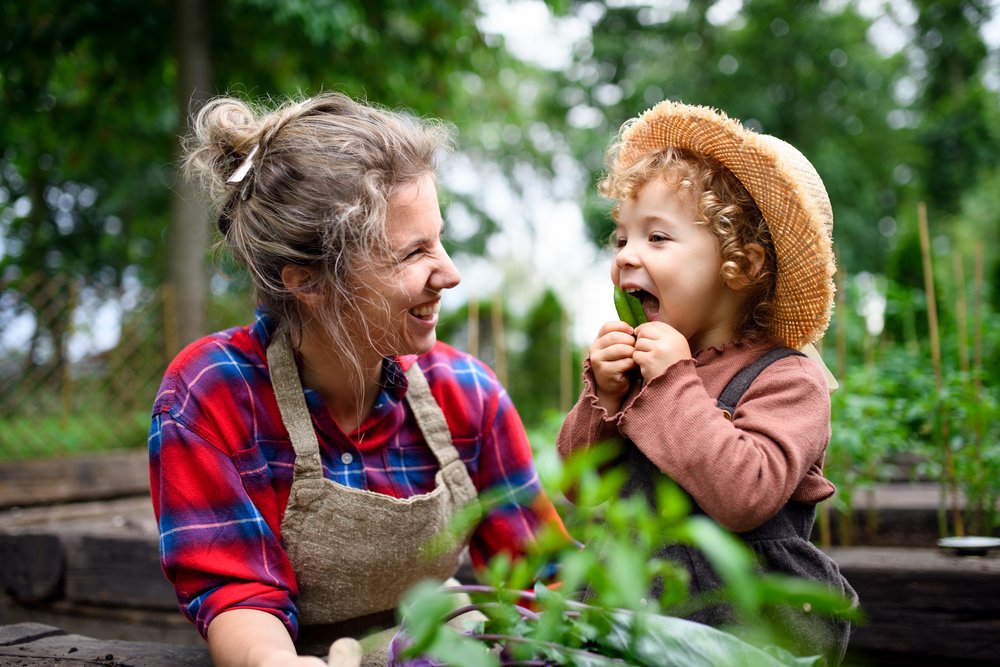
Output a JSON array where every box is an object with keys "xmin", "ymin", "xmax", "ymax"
[{"xmin": 431, "ymin": 244, "xmax": 461, "ymax": 290}]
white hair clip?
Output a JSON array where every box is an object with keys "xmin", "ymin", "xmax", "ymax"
[{"xmin": 227, "ymin": 145, "xmax": 259, "ymax": 184}]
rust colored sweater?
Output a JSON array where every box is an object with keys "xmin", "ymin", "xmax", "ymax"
[{"xmin": 556, "ymin": 339, "xmax": 835, "ymax": 533}]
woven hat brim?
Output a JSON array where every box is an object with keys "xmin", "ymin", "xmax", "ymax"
[{"xmin": 618, "ymin": 101, "xmax": 835, "ymax": 348}]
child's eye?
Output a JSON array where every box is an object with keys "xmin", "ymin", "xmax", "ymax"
[
  {"xmin": 649, "ymin": 232, "xmax": 671, "ymax": 243},
  {"xmin": 613, "ymin": 236, "xmax": 627, "ymax": 249}
]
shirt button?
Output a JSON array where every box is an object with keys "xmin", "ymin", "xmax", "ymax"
[{"xmin": 340, "ymin": 452, "xmax": 354, "ymax": 465}]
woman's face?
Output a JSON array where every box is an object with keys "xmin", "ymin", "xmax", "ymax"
[{"xmin": 357, "ymin": 172, "xmax": 461, "ymax": 357}]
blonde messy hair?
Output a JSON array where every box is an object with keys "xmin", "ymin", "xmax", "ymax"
[
  {"xmin": 184, "ymin": 91, "xmax": 452, "ymax": 379},
  {"xmin": 599, "ymin": 147, "xmax": 777, "ymax": 343}
]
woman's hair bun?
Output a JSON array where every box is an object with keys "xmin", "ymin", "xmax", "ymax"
[{"xmin": 184, "ymin": 97, "xmax": 261, "ymax": 201}]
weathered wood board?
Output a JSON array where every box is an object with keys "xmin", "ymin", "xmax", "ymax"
[
  {"xmin": 0, "ymin": 497, "xmax": 175, "ymax": 610},
  {"xmin": 831, "ymin": 546, "xmax": 1000, "ymax": 665},
  {"xmin": 0, "ymin": 622, "xmax": 211, "ymax": 666},
  {"xmin": 0, "ymin": 451, "xmax": 150, "ymax": 508}
]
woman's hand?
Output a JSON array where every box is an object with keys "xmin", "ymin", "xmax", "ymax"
[
  {"xmin": 632, "ymin": 321, "xmax": 691, "ymax": 381},
  {"xmin": 588, "ymin": 321, "xmax": 638, "ymax": 413},
  {"xmin": 258, "ymin": 653, "xmax": 327, "ymax": 667},
  {"xmin": 208, "ymin": 608, "xmax": 327, "ymax": 667}
]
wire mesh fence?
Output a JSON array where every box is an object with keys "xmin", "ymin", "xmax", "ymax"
[
  {"xmin": 0, "ymin": 273, "xmax": 179, "ymax": 459},
  {"xmin": 0, "ymin": 272, "xmax": 577, "ymax": 461}
]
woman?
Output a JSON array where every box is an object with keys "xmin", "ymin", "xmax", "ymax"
[{"xmin": 149, "ymin": 92, "xmax": 565, "ymax": 667}]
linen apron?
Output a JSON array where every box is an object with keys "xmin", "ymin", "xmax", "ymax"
[{"xmin": 266, "ymin": 327, "xmax": 479, "ymax": 665}]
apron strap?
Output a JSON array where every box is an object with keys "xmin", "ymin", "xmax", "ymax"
[
  {"xmin": 268, "ymin": 326, "xmax": 466, "ymax": 484},
  {"xmin": 404, "ymin": 363, "xmax": 460, "ymax": 469},
  {"xmin": 266, "ymin": 325, "xmax": 325, "ymax": 479}
]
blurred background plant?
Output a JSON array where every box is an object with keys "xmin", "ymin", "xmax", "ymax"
[{"xmin": 2, "ymin": 0, "xmax": 999, "ymax": 537}]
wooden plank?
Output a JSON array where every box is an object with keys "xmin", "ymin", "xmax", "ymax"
[
  {"xmin": 0, "ymin": 624, "xmax": 211, "ymax": 666},
  {"xmin": 2, "ymin": 600, "xmax": 201, "ymax": 647},
  {"xmin": 0, "ymin": 532, "xmax": 63, "ymax": 601},
  {"xmin": 830, "ymin": 547, "xmax": 1000, "ymax": 663},
  {"xmin": 0, "ymin": 496, "xmax": 156, "ymax": 532},
  {"xmin": 0, "ymin": 450, "xmax": 149, "ymax": 508},
  {"xmin": 63, "ymin": 533, "xmax": 176, "ymax": 609},
  {"xmin": 0, "ymin": 622, "xmax": 65, "ymax": 646},
  {"xmin": 0, "ymin": 497, "xmax": 171, "ymax": 609}
]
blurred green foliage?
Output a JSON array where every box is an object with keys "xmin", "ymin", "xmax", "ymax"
[
  {"xmin": 2, "ymin": 0, "xmax": 1000, "ymax": 532},
  {"xmin": 824, "ymin": 260, "xmax": 1000, "ymax": 538},
  {"xmin": 3, "ymin": 0, "xmax": 999, "ymax": 297}
]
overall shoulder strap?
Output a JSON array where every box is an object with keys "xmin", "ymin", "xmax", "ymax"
[{"xmin": 716, "ymin": 347, "xmax": 806, "ymax": 418}]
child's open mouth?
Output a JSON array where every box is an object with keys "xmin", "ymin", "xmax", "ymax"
[{"xmin": 627, "ymin": 288, "xmax": 660, "ymax": 322}]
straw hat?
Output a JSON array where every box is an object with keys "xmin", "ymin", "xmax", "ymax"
[{"xmin": 616, "ymin": 100, "xmax": 836, "ymax": 349}]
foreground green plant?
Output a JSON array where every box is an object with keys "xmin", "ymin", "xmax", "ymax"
[{"xmin": 393, "ymin": 444, "xmax": 858, "ymax": 667}]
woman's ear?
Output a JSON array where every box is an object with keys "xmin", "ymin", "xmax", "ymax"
[
  {"xmin": 281, "ymin": 264, "xmax": 325, "ymax": 307},
  {"xmin": 723, "ymin": 243, "xmax": 766, "ymax": 291}
]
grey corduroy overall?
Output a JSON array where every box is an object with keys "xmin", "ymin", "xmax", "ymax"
[
  {"xmin": 267, "ymin": 327, "xmax": 479, "ymax": 665},
  {"xmin": 621, "ymin": 347, "xmax": 857, "ymax": 665}
]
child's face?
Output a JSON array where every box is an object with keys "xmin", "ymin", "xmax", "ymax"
[{"xmin": 612, "ymin": 177, "xmax": 743, "ymax": 352}]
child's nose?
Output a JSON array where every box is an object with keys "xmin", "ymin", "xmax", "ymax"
[{"xmin": 615, "ymin": 242, "xmax": 640, "ymax": 269}]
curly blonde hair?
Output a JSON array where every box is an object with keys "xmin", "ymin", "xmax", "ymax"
[{"xmin": 599, "ymin": 147, "xmax": 777, "ymax": 343}]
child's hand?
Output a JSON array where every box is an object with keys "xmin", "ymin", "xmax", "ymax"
[
  {"xmin": 632, "ymin": 321, "xmax": 692, "ymax": 381},
  {"xmin": 588, "ymin": 321, "xmax": 638, "ymax": 412}
]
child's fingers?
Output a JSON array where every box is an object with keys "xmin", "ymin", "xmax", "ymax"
[
  {"xmin": 591, "ymin": 342, "xmax": 637, "ymax": 364},
  {"xmin": 597, "ymin": 320, "xmax": 635, "ymax": 337},
  {"xmin": 596, "ymin": 331, "xmax": 637, "ymax": 350},
  {"xmin": 598, "ymin": 356, "xmax": 636, "ymax": 377},
  {"xmin": 590, "ymin": 332, "xmax": 636, "ymax": 360},
  {"xmin": 634, "ymin": 321, "xmax": 678, "ymax": 339},
  {"xmin": 593, "ymin": 357, "xmax": 636, "ymax": 395}
]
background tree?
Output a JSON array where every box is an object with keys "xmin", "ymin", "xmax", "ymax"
[
  {"xmin": 1, "ymin": 0, "xmax": 563, "ymax": 355},
  {"xmin": 2, "ymin": 0, "xmax": 999, "ymax": 446},
  {"xmin": 548, "ymin": 0, "xmax": 916, "ymax": 274}
]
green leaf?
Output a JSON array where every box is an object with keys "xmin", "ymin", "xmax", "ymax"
[
  {"xmin": 679, "ymin": 518, "xmax": 761, "ymax": 614},
  {"xmin": 424, "ymin": 630, "xmax": 499, "ymax": 667},
  {"xmin": 757, "ymin": 574, "xmax": 863, "ymax": 623},
  {"xmin": 598, "ymin": 609, "xmax": 823, "ymax": 667},
  {"xmin": 397, "ymin": 580, "xmax": 461, "ymax": 657}
]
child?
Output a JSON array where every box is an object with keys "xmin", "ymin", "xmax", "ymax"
[{"xmin": 557, "ymin": 100, "xmax": 857, "ymax": 664}]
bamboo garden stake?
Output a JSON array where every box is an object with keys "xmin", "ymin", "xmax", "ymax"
[
  {"xmin": 952, "ymin": 251, "xmax": 969, "ymax": 373},
  {"xmin": 917, "ymin": 203, "xmax": 963, "ymax": 537},
  {"xmin": 973, "ymin": 242, "xmax": 984, "ymax": 393},
  {"xmin": 467, "ymin": 295, "xmax": 479, "ymax": 359},
  {"xmin": 560, "ymin": 304, "xmax": 573, "ymax": 413},
  {"xmin": 491, "ymin": 291, "xmax": 507, "ymax": 388},
  {"xmin": 970, "ymin": 243, "xmax": 986, "ymax": 533},
  {"xmin": 822, "ymin": 261, "xmax": 849, "ymax": 549}
]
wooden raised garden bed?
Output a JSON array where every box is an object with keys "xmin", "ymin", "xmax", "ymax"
[{"xmin": 1, "ymin": 451, "xmax": 999, "ymax": 666}]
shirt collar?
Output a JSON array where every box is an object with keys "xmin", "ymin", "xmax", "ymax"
[{"xmin": 382, "ymin": 355, "xmax": 417, "ymax": 399}]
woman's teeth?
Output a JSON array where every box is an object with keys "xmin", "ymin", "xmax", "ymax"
[{"xmin": 409, "ymin": 302, "xmax": 439, "ymax": 319}]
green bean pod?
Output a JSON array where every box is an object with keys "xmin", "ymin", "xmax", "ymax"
[{"xmin": 613, "ymin": 286, "xmax": 647, "ymax": 327}]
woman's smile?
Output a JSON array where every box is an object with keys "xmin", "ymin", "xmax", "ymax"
[{"xmin": 408, "ymin": 299, "xmax": 442, "ymax": 326}]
